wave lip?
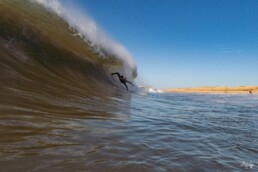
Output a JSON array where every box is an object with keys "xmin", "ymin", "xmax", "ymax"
[{"xmin": 34, "ymin": 0, "xmax": 137, "ymax": 79}]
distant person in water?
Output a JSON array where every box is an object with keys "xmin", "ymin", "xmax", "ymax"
[{"xmin": 111, "ymin": 72, "xmax": 134, "ymax": 90}]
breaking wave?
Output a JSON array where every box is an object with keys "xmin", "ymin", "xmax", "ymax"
[
  {"xmin": 34, "ymin": 0, "xmax": 137, "ymax": 78},
  {"xmin": 0, "ymin": 0, "xmax": 139, "ymax": 119},
  {"xmin": 0, "ymin": 0, "xmax": 138, "ymax": 95}
]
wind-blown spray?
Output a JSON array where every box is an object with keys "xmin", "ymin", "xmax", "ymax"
[{"xmin": 33, "ymin": 0, "xmax": 137, "ymax": 79}]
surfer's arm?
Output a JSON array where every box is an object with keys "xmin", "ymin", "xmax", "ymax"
[
  {"xmin": 111, "ymin": 72, "xmax": 120, "ymax": 77},
  {"xmin": 126, "ymin": 81, "xmax": 134, "ymax": 86}
]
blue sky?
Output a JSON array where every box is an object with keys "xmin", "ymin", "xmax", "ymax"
[{"xmin": 69, "ymin": 0, "xmax": 258, "ymax": 89}]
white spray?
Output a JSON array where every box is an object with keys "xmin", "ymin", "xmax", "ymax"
[{"xmin": 33, "ymin": 0, "xmax": 137, "ymax": 79}]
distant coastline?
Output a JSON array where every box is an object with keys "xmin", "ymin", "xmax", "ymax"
[{"xmin": 163, "ymin": 86, "xmax": 258, "ymax": 94}]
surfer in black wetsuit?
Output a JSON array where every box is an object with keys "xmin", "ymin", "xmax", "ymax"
[{"xmin": 111, "ymin": 72, "xmax": 134, "ymax": 90}]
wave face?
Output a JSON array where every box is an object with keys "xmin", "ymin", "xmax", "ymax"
[
  {"xmin": 0, "ymin": 0, "xmax": 137, "ymax": 101},
  {"xmin": 0, "ymin": 0, "xmax": 140, "ymax": 170},
  {"xmin": 0, "ymin": 0, "xmax": 140, "ymax": 118},
  {"xmin": 34, "ymin": 0, "xmax": 137, "ymax": 78}
]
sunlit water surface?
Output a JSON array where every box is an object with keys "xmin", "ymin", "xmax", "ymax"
[{"xmin": 0, "ymin": 93, "xmax": 257, "ymax": 172}]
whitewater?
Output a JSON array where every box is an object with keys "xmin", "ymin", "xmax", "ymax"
[{"xmin": 0, "ymin": 1, "xmax": 258, "ymax": 171}]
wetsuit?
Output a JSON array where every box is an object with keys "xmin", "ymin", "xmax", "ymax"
[{"xmin": 111, "ymin": 72, "xmax": 134, "ymax": 90}]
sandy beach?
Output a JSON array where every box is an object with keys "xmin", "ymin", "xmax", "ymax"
[{"xmin": 163, "ymin": 86, "xmax": 258, "ymax": 94}]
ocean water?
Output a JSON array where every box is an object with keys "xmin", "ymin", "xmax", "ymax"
[
  {"xmin": 0, "ymin": 1, "xmax": 258, "ymax": 171},
  {"xmin": 1, "ymin": 92, "xmax": 258, "ymax": 172}
]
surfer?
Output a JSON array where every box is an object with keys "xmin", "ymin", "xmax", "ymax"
[{"xmin": 111, "ymin": 72, "xmax": 134, "ymax": 90}]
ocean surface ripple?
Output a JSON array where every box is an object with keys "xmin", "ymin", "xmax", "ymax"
[
  {"xmin": 1, "ymin": 93, "xmax": 257, "ymax": 172},
  {"xmin": 0, "ymin": 1, "xmax": 257, "ymax": 171}
]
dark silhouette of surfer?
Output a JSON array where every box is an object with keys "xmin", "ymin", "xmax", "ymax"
[{"xmin": 111, "ymin": 72, "xmax": 134, "ymax": 90}]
